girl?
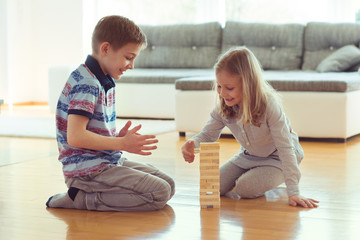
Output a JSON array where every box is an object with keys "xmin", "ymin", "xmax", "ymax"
[{"xmin": 181, "ymin": 47, "xmax": 318, "ymax": 208}]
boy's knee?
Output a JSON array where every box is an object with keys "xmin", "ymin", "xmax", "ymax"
[
  {"xmin": 167, "ymin": 177, "xmax": 175, "ymax": 198},
  {"xmin": 154, "ymin": 180, "xmax": 172, "ymax": 201},
  {"xmin": 150, "ymin": 181, "xmax": 173, "ymax": 210}
]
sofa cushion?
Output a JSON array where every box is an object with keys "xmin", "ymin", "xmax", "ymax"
[
  {"xmin": 135, "ymin": 22, "xmax": 222, "ymax": 68},
  {"xmin": 116, "ymin": 68, "xmax": 214, "ymax": 84},
  {"xmin": 221, "ymin": 21, "xmax": 304, "ymax": 70},
  {"xmin": 175, "ymin": 71, "xmax": 360, "ymax": 92},
  {"xmin": 175, "ymin": 76, "xmax": 216, "ymax": 90},
  {"xmin": 265, "ymin": 71, "xmax": 360, "ymax": 92},
  {"xmin": 303, "ymin": 22, "xmax": 360, "ymax": 70},
  {"xmin": 316, "ymin": 45, "xmax": 360, "ymax": 72}
]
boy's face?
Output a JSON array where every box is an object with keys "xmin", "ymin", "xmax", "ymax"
[{"xmin": 99, "ymin": 42, "xmax": 142, "ymax": 80}]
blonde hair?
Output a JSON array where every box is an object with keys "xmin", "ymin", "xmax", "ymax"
[
  {"xmin": 214, "ymin": 46, "xmax": 280, "ymax": 126},
  {"xmin": 92, "ymin": 15, "xmax": 147, "ymax": 54}
]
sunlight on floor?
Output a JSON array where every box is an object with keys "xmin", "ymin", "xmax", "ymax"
[{"xmin": 0, "ymin": 105, "xmax": 176, "ymax": 138}]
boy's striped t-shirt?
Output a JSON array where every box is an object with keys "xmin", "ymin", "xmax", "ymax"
[{"xmin": 56, "ymin": 56, "xmax": 122, "ymax": 177}]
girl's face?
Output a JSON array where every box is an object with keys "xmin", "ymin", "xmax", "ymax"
[{"xmin": 216, "ymin": 70, "xmax": 243, "ymax": 107}]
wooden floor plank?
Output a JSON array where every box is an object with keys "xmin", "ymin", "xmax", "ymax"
[{"xmin": 1, "ymin": 131, "xmax": 360, "ymax": 240}]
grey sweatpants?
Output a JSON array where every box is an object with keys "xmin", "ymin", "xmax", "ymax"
[
  {"xmin": 220, "ymin": 161, "xmax": 284, "ymax": 198},
  {"xmin": 65, "ymin": 159, "xmax": 175, "ymax": 211}
]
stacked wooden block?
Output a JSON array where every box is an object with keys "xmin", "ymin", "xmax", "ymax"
[{"xmin": 195, "ymin": 142, "xmax": 220, "ymax": 209}]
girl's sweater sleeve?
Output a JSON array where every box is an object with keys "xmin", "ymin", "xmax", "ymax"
[
  {"xmin": 266, "ymin": 100, "xmax": 302, "ymax": 197},
  {"xmin": 189, "ymin": 109, "xmax": 226, "ymax": 148}
]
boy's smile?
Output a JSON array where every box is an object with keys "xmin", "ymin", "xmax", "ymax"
[{"xmin": 97, "ymin": 42, "xmax": 143, "ymax": 80}]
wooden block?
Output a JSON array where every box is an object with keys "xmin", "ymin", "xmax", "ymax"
[
  {"xmin": 200, "ymin": 142, "xmax": 220, "ymax": 150},
  {"xmin": 200, "ymin": 195, "xmax": 220, "ymax": 201},
  {"xmin": 200, "ymin": 172, "xmax": 219, "ymax": 176},
  {"xmin": 199, "ymin": 156, "xmax": 219, "ymax": 161},
  {"xmin": 200, "ymin": 200, "xmax": 220, "ymax": 205},
  {"xmin": 200, "ymin": 186, "xmax": 219, "ymax": 191},
  {"xmin": 199, "ymin": 183, "xmax": 217, "ymax": 187},
  {"xmin": 201, "ymin": 204, "xmax": 220, "ymax": 209},
  {"xmin": 200, "ymin": 184, "xmax": 219, "ymax": 189},
  {"xmin": 200, "ymin": 192, "xmax": 219, "ymax": 196},
  {"xmin": 200, "ymin": 201, "xmax": 220, "ymax": 206},
  {"xmin": 200, "ymin": 187, "xmax": 219, "ymax": 192},
  {"xmin": 200, "ymin": 178, "xmax": 219, "ymax": 183},
  {"xmin": 200, "ymin": 174, "xmax": 220, "ymax": 179},
  {"xmin": 199, "ymin": 162, "xmax": 219, "ymax": 167},
  {"xmin": 199, "ymin": 165, "xmax": 219, "ymax": 170}
]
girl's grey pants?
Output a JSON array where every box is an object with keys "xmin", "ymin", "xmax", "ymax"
[{"xmin": 220, "ymin": 161, "xmax": 285, "ymax": 199}]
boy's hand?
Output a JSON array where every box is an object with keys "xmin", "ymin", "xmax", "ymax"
[
  {"xmin": 118, "ymin": 120, "xmax": 133, "ymax": 137},
  {"xmin": 121, "ymin": 124, "xmax": 158, "ymax": 155},
  {"xmin": 288, "ymin": 194, "xmax": 319, "ymax": 208},
  {"xmin": 182, "ymin": 140, "xmax": 195, "ymax": 163}
]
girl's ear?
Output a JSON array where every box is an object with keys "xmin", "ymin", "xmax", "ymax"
[{"xmin": 100, "ymin": 42, "xmax": 111, "ymax": 56}]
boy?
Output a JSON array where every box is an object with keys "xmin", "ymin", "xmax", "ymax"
[{"xmin": 46, "ymin": 15, "xmax": 175, "ymax": 211}]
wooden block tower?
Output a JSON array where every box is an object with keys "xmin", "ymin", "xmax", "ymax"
[{"xmin": 195, "ymin": 142, "xmax": 220, "ymax": 208}]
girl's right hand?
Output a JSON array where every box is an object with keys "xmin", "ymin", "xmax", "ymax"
[{"xmin": 182, "ymin": 140, "xmax": 195, "ymax": 163}]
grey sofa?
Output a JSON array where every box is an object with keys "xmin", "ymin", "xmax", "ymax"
[
  {"xmin": 115, "ymin": 21, "xmax": 360, "ymax": 140},
  {"xmin": 114, "ymin": 22, "xmax": 221, "ymax": 119}
]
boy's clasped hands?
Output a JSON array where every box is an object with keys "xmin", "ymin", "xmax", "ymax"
[{"xmin": 118, "ymin": 120, "xmax": 158, "ymax": 156}]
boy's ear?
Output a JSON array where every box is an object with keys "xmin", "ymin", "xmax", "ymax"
[{"xmin": 100, "ymin": 42, "xmax": 111, "ymax": 56}]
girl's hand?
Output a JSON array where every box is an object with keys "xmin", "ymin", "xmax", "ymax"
[
  {"xmin": 288, "ymin": 194, "xmax": 319, "ymax": 208},
  {"xmin": 182, "ymin": 140, "xmax": 195, "ymax": 163}
]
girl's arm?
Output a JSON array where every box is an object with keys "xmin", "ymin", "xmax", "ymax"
[
  {"xmin": 190, "ymin": 109, "xmax": 226, "ymax": 147},
  {"xmin": 67, "ymin": 114, "xmax": 158, "ymax": 155},
  {"xmin": 267, "ymin": 100, "xmax": 318, "ymax": 208},
  {"xmin": 182, "ymin": 109, "xmax": 225, "ymax": 163}
]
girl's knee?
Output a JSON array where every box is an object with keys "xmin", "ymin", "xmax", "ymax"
[
  {"xmin": 235, "ymin": 183, "xmax": 264, "ymax": 199},
  {"xmin": 220, "ymin": 184, "xmax": 234, "ymax": 196}
]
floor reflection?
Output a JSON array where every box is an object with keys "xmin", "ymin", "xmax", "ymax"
[{"xmin": 47, "ymin": 204, "xmax": 175, "ymax": 240}]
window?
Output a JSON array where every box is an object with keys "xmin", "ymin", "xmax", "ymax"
[
  {"xmin": 225, "ymin": 0, "xmax": 360, "ymax": 24},
  {"xmin": 82, "ymin": 0, "xmax": 360, "ymax": 57}
]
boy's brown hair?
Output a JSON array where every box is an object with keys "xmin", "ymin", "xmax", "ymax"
[{"xmin": 92, "ymin": 15, "xmax": 147, "ymax": 54}]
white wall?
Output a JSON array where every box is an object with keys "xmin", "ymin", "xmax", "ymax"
[{"xmin": 0, "ymin": 0, "xmax": 83, "ymax": 104}]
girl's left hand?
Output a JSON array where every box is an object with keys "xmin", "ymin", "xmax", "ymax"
[{"xmin": 288, "ymin": 195, "xmax": 319, "ymax": 208}]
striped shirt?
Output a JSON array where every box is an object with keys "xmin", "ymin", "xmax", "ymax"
[{"xmin": 56, "ymin": 55, "xmax": 122, "ymax": 177}]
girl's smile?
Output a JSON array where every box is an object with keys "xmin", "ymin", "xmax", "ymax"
[{"xmin": 216, "ymin": 70, "xmax": 243, "ymax": 107}]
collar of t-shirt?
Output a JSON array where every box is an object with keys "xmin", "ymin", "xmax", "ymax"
[{"xmin": 85, "ymin": 55, "xmax": 115, "ymax": 93}]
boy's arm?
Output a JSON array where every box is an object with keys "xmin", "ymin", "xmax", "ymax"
[{"xmin": 67, "ymin": 114, "xmax": 158, "ymax": 155}]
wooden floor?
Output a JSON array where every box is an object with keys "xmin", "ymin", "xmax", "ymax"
[{"xmin": 1, "ymin": 131, "xmax": 360, "ymax": 240}]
